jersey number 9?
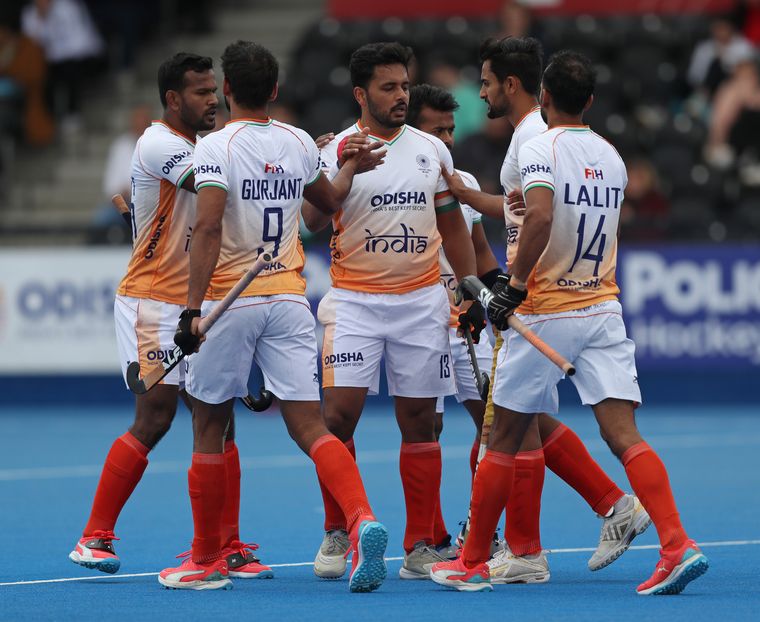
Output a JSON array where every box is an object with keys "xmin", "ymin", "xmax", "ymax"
[{"xmin": 262, "ymin": 206, "xmax": 283, "ymax": 257}]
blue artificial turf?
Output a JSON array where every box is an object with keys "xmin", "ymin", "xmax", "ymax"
[{"xmin": 1, "ymin": 403, "xmax": 759, "ymax": 621}]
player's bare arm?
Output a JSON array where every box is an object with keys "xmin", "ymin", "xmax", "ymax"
[
  {"xmin": 437, "ymin": 206, "xmax": 477, "ymax": 281},
  {"xmin": 186, "ymin": 185, "xmax": 227, "ymax": 328},
  {"xmin": 508, "ymin": 186, "xmax": 554, "ymax": 288},
  {"xmin": 471, "ymin": 222, "xmax": 500, "ymax": 277},
  {"xmin": 441, "ymin": 168, "xmax": 504, "ymax": 219},
  {"xmin": 180, "ymin": 174, "xmax": 197, "ymax": 193}
]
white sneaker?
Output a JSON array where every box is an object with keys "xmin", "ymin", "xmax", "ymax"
[
  {"xmin": 588, "ymin": 494, "xmax": 652, "ymax": 571},
  {"xmin": 314, "ymin": 529, "xmax": 350, "ymax": 578},
  {"xmin": 488, "ymin": 548, "xmax": 550, "ymax": 584},
  {"xmin": 399, "ymin": 541, "xmax": 447, "ymax": 580}
]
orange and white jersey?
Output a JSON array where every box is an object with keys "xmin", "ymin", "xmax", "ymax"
[
  {"xmin": 322, "ymin": 122, "xmax": 459, "ymax": 294},
  {"xmin": 500, "ymin": 106, "xmax": 546, "ymax": 267},
  {"xmin": 438, "ymin": 169, "xmax": 481, "ymax": 326},
  {"xmin": 517, "ymin": 125, "xmax": 626, "ymax": 314},
  {"xmin": 193, "ymin": 117, "xmax": 321, "ymax": 300},
  {"xmin": 116, "ymin": 121, "xmax": 196, "ymax": 305}
]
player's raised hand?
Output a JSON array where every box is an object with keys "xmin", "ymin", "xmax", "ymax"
[
  {"xmin": 487, "ymin": 274, "xmax": 527, "ymax": 330},
  {"xmin": 339, "ymin": 128, "xmax": 387, "ymax": 174},
  {"xmin": 440, "ymin": 167, "xmax": 468, "ymax": 201},
  {"xmin": 315, "ymin": 132, "xmax": 335, "ymax": 149},
  {"xmin": 457, "ymin": 300, "xmax": 486, "ymax": 343},
  {"xmin": 506, "ymin": 189, "xmax": 526, "ymax": 216}
]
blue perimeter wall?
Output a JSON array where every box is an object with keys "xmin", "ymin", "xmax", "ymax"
[{"xmin": 0, "ymin": 368, "xmax": 756, "ymax": 407}]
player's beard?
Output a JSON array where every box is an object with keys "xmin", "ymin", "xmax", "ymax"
[
  {"xmin": 368, "ymin": 97, "xmax": 406, "ymax": 129},
  {"xmin": 181, "ymin": 103, "xmax": 215, "ymax": 132},
  {"xmin": 486, "ymin": 94, "xmax": 511, "ymax": 119}
]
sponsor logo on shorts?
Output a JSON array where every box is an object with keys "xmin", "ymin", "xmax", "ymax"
[
  {"xmin": 364, "ymin": 224, "xmax": 428, "ymax": 254},
  {"xmin": 147, "ymin": 348, "xmax": 176, "ymax": 362},
  {"xmin": 323, "ymin": 352, "xmax": 364, "ymax": 368},
  {"xmin": 506, "ymin": 225, "xmax": 519, "ymax": 245}
]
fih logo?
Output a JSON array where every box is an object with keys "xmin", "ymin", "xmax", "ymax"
[
  {"xmin": 585, "ymin": 168, "xmax": 604, "ymax": 180},
  {"xmin": 264, "ymin": 162, "xmax": 284, "ymax": 174}
]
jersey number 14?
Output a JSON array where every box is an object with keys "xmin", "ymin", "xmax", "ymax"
[{"xmin": 569, "ymin": 213, "xmax": 606, "ymax": 277}]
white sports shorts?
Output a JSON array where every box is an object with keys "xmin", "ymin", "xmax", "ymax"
[
  {"xmin": 186, "ymin": 294, "xmax": 320, "ymax": 404},
  {"xmin": 492, "ymin": 300, "xmax": 642, "ymax": 414},
  {"xmin": 436, "ymin": 327, "xmax": 493, "ymax": 413},
  {"xmin": 318, "ymin": 284, "xmax": 456, "ymax": 398},
  {"xmin": 114, "ymin": 295, "xmax": 186, "ymax": 388}
]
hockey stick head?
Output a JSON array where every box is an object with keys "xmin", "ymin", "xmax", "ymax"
[
  {"xmin": 239, "ymin": 388, "xmax": 274, "ymax": 412},
  {"xmin": 125, "ymin": 361, "xmax": 148, "ymax": 394}
]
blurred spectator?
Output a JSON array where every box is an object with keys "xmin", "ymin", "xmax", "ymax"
[
  {"xmin": 102, "ymin": 104, "xmax": 152, "ymax": 201},
  {"xmin": 620, "ymin": 157, "xmax": 670, "ymax": 241},
  {"xmin": 21, "ymin": 0, "xmax": 104, "ymax": 133},
  {"xmin": 452, "ymin": 116, "xmax": 513, "ymax": 195},
  {"xmin": 89, "ymin": 105, "xmax": 151, "ymax": 243},
  {"xmin": 0, "ymin": 7, "xmax": 54, "ymax": 146},
  {"xmin": 734, "ymin": 0, "xmax": 760, "ymax": 47},
  {"xmin": 498, "ymin": 1, "xmax": 536, "ymax": 39},
  {"xmin": 687, "ymin": 16, "xmax": 755, "ymax": 97},
  {"xmin": 706, "ymin": 58, "xmax": 760, "ymax": 169},
  {"xmin": 426, "ymin": 57, "xmax": 483, "ymax": 140}
]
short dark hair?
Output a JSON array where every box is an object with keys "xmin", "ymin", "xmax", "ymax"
[
  {"xmin": 479, "ymin": 37, "xmax": 543, "ymax": 96},
  {"xmin": 542, "ymin": 50, "xmax": 596, "ymax": 115},
  {"xmin": 157, "ymin": 53, "xmax": 213, "ymax": 108},
  {"xmin": 221, "ymin": 40, "xmax": 279, "ymax": 109},
  {"xmin": 349, "ymin": 42, "xmax": 414, "ymax": 89},
  {"xmin": 407, "ymin": 84, "xmax": 459, "ymax": 126}
]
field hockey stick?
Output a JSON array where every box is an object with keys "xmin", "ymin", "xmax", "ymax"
[
  {"xmin": 459, "ymin": 276, "xmax": 576, "ymax": 376},
  {"xmin": 111, "ymin": 193, "xmax": 132, "ymax": 227},
  {"xmin": 462, "ymin": 324, "xmax": 489, "ymax": 402},
  {"xmin": 126, "ymin": 251, "xmax": 273, "ymax": 394}
]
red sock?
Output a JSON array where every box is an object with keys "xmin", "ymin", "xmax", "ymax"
[
  {"xmin": 400, "ymin": 442, "xmax": 442, "ymax": 553},
  {"xmin": 83, "ymin": 432, "xmax": 149, "ymax": 536},
  {"xmin": 622, "ymin": 442, "xmax": 688, "ymax": 553},
  {"xmin": 462, "ymin": 450, "xmax": 515, "ymax": 567},
  {"xmin": 504, "ymin": 449, "xmax": 544, "ymax": 556},
  {"xmin": 318, "ymin": 438, "xmax": 355, "ymax": 531},
  {"xmin": 220, "ymin": 440, "xmax": 240, "ymax": 548},
  {"xmin": 189, "ymin": 453, "xmax": 226, "ymax": 563},
  {"xmin": 432, "ymin": 495, "xmax": 448, "ymax": 545},
  {"xmin": 311, "ymin": 435, "xmax": 373, "ymax": 533},
  {"xmin": 543, "ymin": 424, "xmax": 624, "ymax": 515},
  {"xmin": 469, "ymin": 438, "xmax": 480, "ymax": 482}
]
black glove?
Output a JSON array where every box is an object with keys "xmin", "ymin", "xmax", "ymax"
[
  {"xmin": 174, "ymin": 309, "xmax": 202, "ymax": 356},
  {"xmin": 487, "ymin": 274, "xmax": 527, "ymax": 330},
  {"xmin": 458, "ymin": 300, "xmax": 486, "ymax": 343}
]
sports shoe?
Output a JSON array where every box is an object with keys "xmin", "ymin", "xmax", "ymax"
[
  {"xmin": 434, "ymin": 534, "xmax": 459, "ymax": 560},
  {"xmin": 636, "ymin": 539, "xmax": 708, "ymax": 595},
  {"xmin": 589, "ymin": 494, "xmax": 652, "ymax": 571},
  {"xmin": 158, "ymin": 552, "xmax": 232, "ymax": 590},
  {"xmin": 314, "ymin": 529, "xmax": 350, "ymax": 579},
  {"xmin": 222, "ymin": 540, "xmax": 274, "ymax": 579},
  {"xmin": 348, "ymin": 519, "xmax": 388, "ymax": 593},
  {"xmin": 430, "ymin": 557, "xmax": 492, "ymax": 592},
  {"xmin": 488, "ymin": 547, "xmax": 550, "ymax": 584},
  {"xmin": 399, "ymin": 540, "xmax": 448, "ymax": 579},
  {"xmin": 456, "ymin": 521, "xmax": 501, "ymax": 556},
  {"xmin": 68, "ymin": 530, "xmax": 121, "ymax": 574}
]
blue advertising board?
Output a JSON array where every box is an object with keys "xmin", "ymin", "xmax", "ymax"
[{"xmin": 618, "ymin": 245, "xmax": 760, "ymax": 372}]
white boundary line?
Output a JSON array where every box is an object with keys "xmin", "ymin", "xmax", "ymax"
[{"xmin": 2, "ymin": 539, "xmax": 757, "ymax": 587}]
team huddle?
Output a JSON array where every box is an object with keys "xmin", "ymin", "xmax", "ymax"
[{"xmin": 67, "ymin": 36, "xmax": 709, "ymax": 596}]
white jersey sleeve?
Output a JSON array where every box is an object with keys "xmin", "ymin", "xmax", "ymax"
[
  {"xmin": 518, "ymin": 138, "xmax": 556, "ymax": 196},
  {"xmin": 193, "ymin": 136, "xmax": 230, "ymax": 192},
  {"xmin": 136, "ymin": 128, "xmax": 194, "ymax": 188}
]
